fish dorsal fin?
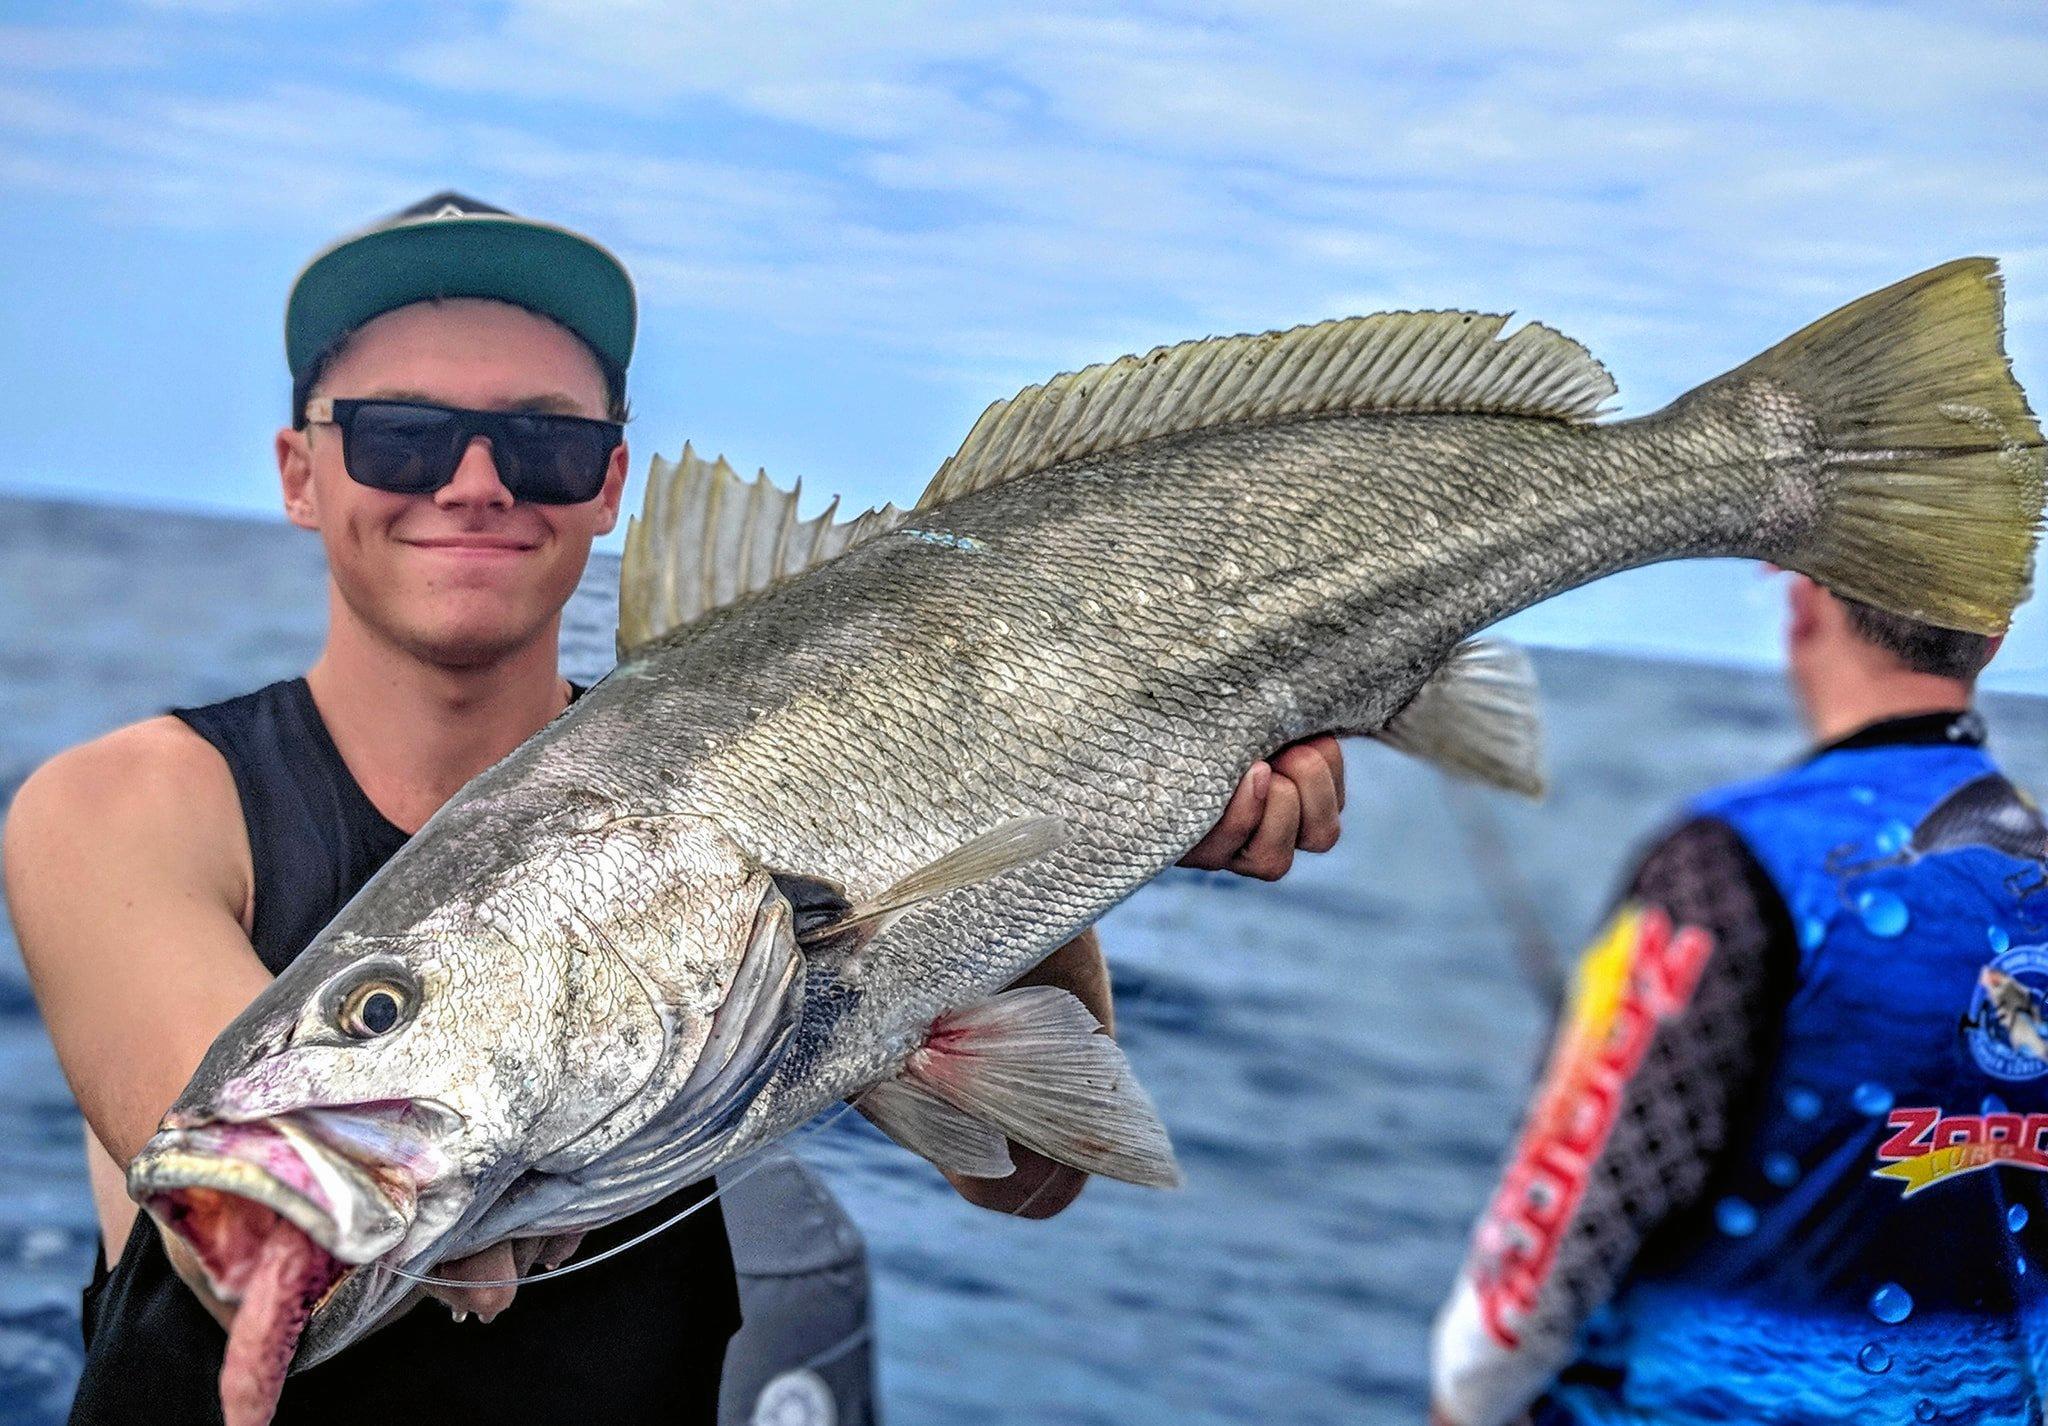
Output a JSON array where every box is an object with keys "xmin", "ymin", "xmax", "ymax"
[
  {"xmin": 918, "ymin": 312, "xmax": 1617, "ymax": 507},
  {"xmin": 618, "ymin": 443, "xmax": 907, "ymax": 656}
]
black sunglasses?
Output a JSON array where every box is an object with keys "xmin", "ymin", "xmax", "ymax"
[{"xmin": 303, "ymin": 397, "xmax": 622, "ymax": 505}]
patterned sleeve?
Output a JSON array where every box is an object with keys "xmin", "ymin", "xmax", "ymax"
[{"xmin": 1429, "ymin": 817, "xmax": 1793, "ymax": 1426}]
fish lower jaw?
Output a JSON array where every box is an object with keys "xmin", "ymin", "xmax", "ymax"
[
  {"xmin": 138, "ymin": 1179, "xmax": 353, "ymax": 1317},
  {"xmin": 139, "ymin": 1182, "xmax": 360, "ymax": 1426}
]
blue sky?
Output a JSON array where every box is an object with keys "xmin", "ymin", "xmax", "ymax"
[{"xmin": 2, "ymin": 1, "xmax": 2045, "ymax": 685}]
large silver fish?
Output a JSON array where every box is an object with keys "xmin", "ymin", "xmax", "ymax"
[{"xmin": 130, "ymin": 260, "xmax": 2042, "ymax": 1423}]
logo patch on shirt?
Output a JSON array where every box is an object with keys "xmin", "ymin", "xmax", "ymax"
[
  {"xmin": 1964, "ymin": 944, "xmax": 2048, "ymax": 1081},
  {"xmin": 1873, "ymin": 1104, "xmax": 2048, "ymax": 1196}
]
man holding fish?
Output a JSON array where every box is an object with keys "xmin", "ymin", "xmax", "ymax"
[{"xmin": 4, "ymin": 194, "xmax": 1346, "ymax": 1424}]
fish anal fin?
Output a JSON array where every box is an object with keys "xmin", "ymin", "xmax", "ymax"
[
  {"xmin": 900, "ymin": 985, "xmax": 1181, "ymax": 1190},
  {"xmin": 918, "ymin": 312, "xmax": 1617, "ymax": 507},
  {"xmin": 618, "ymin": 443, "xmax": 907, "ymax": 657},
  {"xmin": 855, "ymin": 1078, "xmax": 1015, "ymax": 1179},
  {"xmin": 1371, "ymin": 639, "xmax": 1546, "ymax": 798}
]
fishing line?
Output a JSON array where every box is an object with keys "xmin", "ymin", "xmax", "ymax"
[
  {"xmin": 1438, "ymin": 771, "xmax": 1567, "ymax": 1016},
  {"xmin": 379, "ymin": 1100, "xmax": 860, "ymax": 1291},
  {"xmin": 792, "ymin": 1323, "xmax": 871, "ymax": 1375}
]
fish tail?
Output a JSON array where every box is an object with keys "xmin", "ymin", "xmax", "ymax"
[{"xmin": 1709, "ymin": 259, "xmax": 2045, "ymax": 635}]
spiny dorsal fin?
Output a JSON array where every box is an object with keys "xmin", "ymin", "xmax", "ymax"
[
  {"xmin": 918, "ymin": 312, "xmax": 1617, "ymax": 508},
  {"xmin": 618, "ymin": 443, "xmax": 907, "ymax": 656}
]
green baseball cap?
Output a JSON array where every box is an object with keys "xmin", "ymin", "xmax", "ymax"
[{"xmin": 285, "ymin": 191, "xmax": 636, "ymax": 383}]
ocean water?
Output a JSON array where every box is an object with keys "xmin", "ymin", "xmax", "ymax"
[{"xmin": 7, "ymin": 493, "xmax": 2048, "ymax": 1424}]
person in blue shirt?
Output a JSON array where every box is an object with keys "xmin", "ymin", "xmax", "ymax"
[{"xmin": 1432, "ymin": 573, "xmax": 2048, "ymax": 1426}]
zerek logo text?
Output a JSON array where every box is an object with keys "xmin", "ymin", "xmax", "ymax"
[{"xmin": 1471, "ymin": 905, "xmax": 1711, "ymax": 1347}]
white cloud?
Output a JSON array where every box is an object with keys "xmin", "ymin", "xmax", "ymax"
[
  {"xmin": 2, "ymin": 0, "xmax": 2045, "ymax": 679},
  {"xmin": 0, "ymin": 0, "xmax": 2042, "ymax": 407},
  {"xmin": 0, "ymin": 22, "xmax": 161, "ymax": 71}
]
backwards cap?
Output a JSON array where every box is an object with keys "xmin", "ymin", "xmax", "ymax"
[{"xmin": 285, "ymin": 191, "xmax": 635, "ymax": 382}]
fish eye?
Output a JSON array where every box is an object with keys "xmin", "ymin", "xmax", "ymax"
[{"xmin": 338, "ymin": 979, "xmax": 412, "ymax": 1040}]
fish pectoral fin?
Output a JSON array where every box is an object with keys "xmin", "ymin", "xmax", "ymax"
[
  {"xmin": 894, "ymin": 985, "xmax": 1182, "ymax": 1190},
  {"xmin": 770, "ymin": 871, "xmax": 855, "ymax": 944},
  {"xmin": 1371, "ymin": 639, "xmax": 1546, "ymax": 798},
  {"xmin": 800, "ymin": 817, "xmax": 1071, "ymax": 950},
  {"xmin": 855, "ymin": 1078, "xmax": 1016, "ymax": 1178}
]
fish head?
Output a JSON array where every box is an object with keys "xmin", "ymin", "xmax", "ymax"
[
  {"xmin": 126, "ymin": 915, "xmax": 583, "ymax": 1368},
  {"xmin": 127, "ymin": 800, "xmax": 798, "ymax": 1379}
]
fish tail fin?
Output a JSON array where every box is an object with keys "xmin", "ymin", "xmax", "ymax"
[{"xmin": 1714, "ymin": 258, "xmax": 2044, "ymax": 634}]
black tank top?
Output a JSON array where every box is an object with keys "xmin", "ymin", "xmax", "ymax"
[{"xmin": 70, "ymin": 678, "xmax": 741, "ymax": 1425}]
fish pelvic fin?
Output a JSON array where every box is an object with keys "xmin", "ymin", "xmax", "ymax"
[
  {"xmin": 618, "ymin": 443, "xmax": 906, "ymax": 657},
  {"xmin": 1718, "ymin": 258, "xmax": 2044, "ymax": 635},
  {"xmin": 918, "ymin": 311, "xmax": 1617, "ymax": 507},
  {"xmin": 1372, "ymin": 639, "xmax": 1546, "ymax": 798},
  {"xmin": 869, "ymin": 985, "xmax": 1181, "ymax": 1190},
  {"xmin": 854, "ymin": 1077, "xmax": 1016, "ymax": 1179}
]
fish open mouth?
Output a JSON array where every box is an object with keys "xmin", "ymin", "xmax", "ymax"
[
  {"xmin": 154, "ymin": 1190, "xmax": 350, "ymax": 1426},
  {"xmin": 129, "ymin": 1102, "xmax": 456, "ymax": 1426},
  {"xmin": 132, "ymin": 1106, "xmax": 437, "ymax": 1272}
]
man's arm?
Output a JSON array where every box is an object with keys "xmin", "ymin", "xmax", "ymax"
[
  {"xmin": 6, "ymin": 720, "xmax": 273, "ymax": 1327},
  {"xmin": 6, "ymin": 721, "xmax": 271, "ymax": 1171},
  {"xmin": 1429, "ymin": 818, "xmax": 1792, "ymax": 1426},
  {"xmin": 5, "ymin": 720, "xmax": 521, "ymax": 1326}
]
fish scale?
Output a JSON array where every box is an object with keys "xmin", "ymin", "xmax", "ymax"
[{"xmin": 552, "ymin": 419, "xmax": 1766, "ymax": 1078}]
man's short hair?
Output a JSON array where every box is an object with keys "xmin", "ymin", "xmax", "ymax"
[
  {"xmin": 1841, "ymin": 596, "xmax": 1996, "ymax": 680},
  {"xmin": 290, "ymin": 298, "xmax": 629, "ymax": 429}
]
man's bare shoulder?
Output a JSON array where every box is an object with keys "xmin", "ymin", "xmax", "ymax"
[
  {"xmin": 5, "ymin": 716, "xmax": 249, "ymax": 915},
  {"xmin": 12, "ymin": 715, "xmax": 238, "ymax": 827}
]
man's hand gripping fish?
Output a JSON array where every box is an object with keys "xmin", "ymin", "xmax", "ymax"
[{"xmin": 126, "ymin": 260, "xmax": 2045, "ymax": 1424}]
